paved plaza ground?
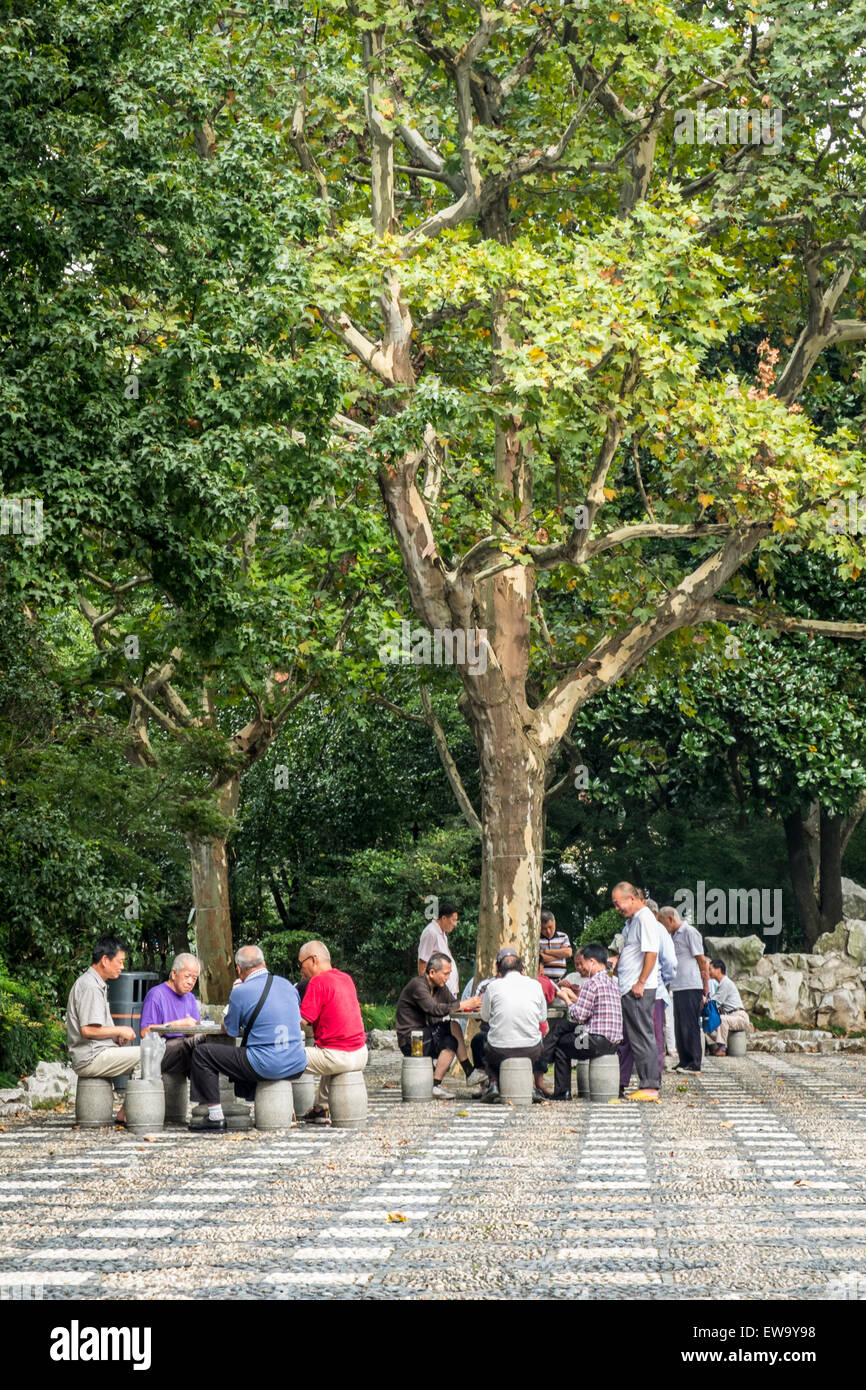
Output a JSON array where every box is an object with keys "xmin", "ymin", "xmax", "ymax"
[{"xmin": 1, "ymin": 1050, "xmax": 864, "ymax": 1302}]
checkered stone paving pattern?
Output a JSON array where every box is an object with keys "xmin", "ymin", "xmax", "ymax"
[{"xmin": 0, "ymin": 1051, "xmax": 863, "ymax": 1301}]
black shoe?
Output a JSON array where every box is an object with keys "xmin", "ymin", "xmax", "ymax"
[
  {"xmin": 303, "ymin": 1106, "xmax": 330, "ymax": 1125},
  {"xmin": 550, "ymin": 1091, "xmax": 572, "ymax": 1102},
  {"xmin": 481, "ymin": 1084, "xmax": 502, "ymax": 1104},
  {"xmin": 189, "ymin": 1116, "xmax": 225, "ymax": 1132}
]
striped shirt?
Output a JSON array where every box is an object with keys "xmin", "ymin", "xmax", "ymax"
[
  {"xmin": 539, "ymin": 928, "xmax": 571, "ymax": 981},
  {"xmin": 568, "ymin": 970, "xmax": 623, "ymax": 1044}
]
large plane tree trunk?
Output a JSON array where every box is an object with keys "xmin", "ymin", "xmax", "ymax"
[{"xmin": 186, "ymin": 777, "xmax": 240, "ymax": 1002}]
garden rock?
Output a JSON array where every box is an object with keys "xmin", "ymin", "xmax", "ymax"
[
  {"xmin": 367, "ymin": 1029, "xmax": 398, "ymax": 1051},
  {"xmin": 22, "ymin": 1060, "xmax": 78, "ymax": 1106},
  {"xmin": 846, "ymin": 919, "xmax": 866, "ymax": 965},
  {"xmin": 0, "ymin": 1087, "xmax": 27, "ymax": 1116},
  {"xmin": 704, "ymin": 934, "xmax": 765, "ymax": 970},
  {"xmin": 841, "ymin": 876, "xmax": 866, "ymax": 921}
]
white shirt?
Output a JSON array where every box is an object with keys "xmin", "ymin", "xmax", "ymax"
[
  {"xmin": 617, "ymin": 907, "xmax": 661, "ymax": 995},
  {"xmin": 670, "ymin": 921, "xmax": 706, "ymax": 992},
  {"xmin": 418, "ymin": 921, "xmax": 458, "ymax": 996},
  {"xmin": 655, "ymin": 922, "xmax": 678, "ymax": 1007},
  {"xmin": 481, "ymin": 973, "xmax": 547, "ymax": 1048}
]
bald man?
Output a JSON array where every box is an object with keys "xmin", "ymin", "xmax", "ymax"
[
  {"xmin": 297, "ymin": 941, "xmax": 368, "ymax": 1124},
  {"xmin": 188, "ymin": 944, "xmax": 306, "ymax": 1132}
]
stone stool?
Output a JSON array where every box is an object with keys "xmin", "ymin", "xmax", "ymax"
[
  {"xmin": 162, "ymin": 1074, "xmax": 189, "ymax": 1125},
  {"xmin": 499, "ymin": 1057, "xmax": 533, "ymax": 1106},
  {"xmin": 727, "ymin": 1030, "xmax": 748, "ymax": 1057},
  {"xmin": 220, "ymin": 1074, "xmax": 252, "ymax": 1129},
  {"xmin": 401, "ymin": 1055, "xmax": 434, "ymax": 1102},
  {"xmin": 576, "ymin": 1058, "xmax": 591, "ymax": 1099},
  {"xmin": 588, "ymin": 1053, "xmax": 619, "ymax": 1101},
  {"xmin": 329, "ymin": 1071, "xmax": 367, "ymax": 1128},
  {"xmin": 75, "ymin": 1077, "xmax": 114, "ymax": 1127},
  {"xmin": 124, "ymin": 1078, "xmax": 165, "ymax": 1135},
  {"xmin": 255, "ymin": 1078, "xmax": 294, "ymax": 1131},
  {"xmin": 292, "ymin": 1073, "xmax": 317, "ymax": 1120}
]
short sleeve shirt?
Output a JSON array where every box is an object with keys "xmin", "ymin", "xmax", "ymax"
[
  {"xmin": 539, "ymin": 929, "xmax": 571, "ymax": 981},
  {"xmin": 66, "ymin": 967, "xmax": 117, "ymax": 1069},
  {"xmin": 418, "ymin": 921, "xmax": 458, "ymax": 996},
  {"xmin": 300, "ymin": 969, "xmax": 366, "ymax": 1051},
  {"xmin": 140, "ymin": 981, "xmax": 201, "ymax": 1037},
  {"xmin": 617, "ymin": 907, "xmax": 661, "ymax": 995},
  {"xmin": 671, "ymin": 922, "xmax": 706, "ymax": 992}
]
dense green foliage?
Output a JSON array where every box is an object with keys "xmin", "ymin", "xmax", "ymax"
[{"xmin": 0, "ymin": 964, "xmax": 65, "ymax": 1086}]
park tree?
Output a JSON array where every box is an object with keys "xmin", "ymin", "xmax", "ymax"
[
  {"xmin": 275, "ymin": 0, "xmax": 866, "ymax": 977},
  {"xmin": 0, "ymin": 1, "xmax": 388, "ymax": 997}
]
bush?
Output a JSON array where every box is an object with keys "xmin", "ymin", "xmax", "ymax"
[
  {"xmin": 576, "ymin": 908, "xmax": 622, "ymax": 952},
  {"xmin": 0, "ymin": 968, "xmax": 66, "ymax": 1080},
  {"xmin": 360, "ymin": 1003, "xmax": 396, "ymax": 1030}
]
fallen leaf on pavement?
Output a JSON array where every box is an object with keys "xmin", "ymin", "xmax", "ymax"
[{"xmin": 388, "ymin": 1212, "xmax": 408, "ymax": 1223}]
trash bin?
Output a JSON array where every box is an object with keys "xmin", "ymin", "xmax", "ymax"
[{"xmin": 107, "ymin": 971, "xmax": 158, "ymax": 1092}]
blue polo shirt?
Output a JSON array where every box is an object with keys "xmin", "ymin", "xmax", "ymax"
[{"xmin": 224, "ymin": 970, "xmax": 306, "ymax": 1079}]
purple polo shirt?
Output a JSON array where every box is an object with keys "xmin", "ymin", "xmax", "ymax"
[{"xmin": 140, "ymin": 981, "xmax": 201, "ymax": 1037}]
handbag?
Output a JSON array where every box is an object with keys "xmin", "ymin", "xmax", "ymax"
[{"xmin": 701, "ymin": 998, "xmax": 721, "ymax": 1035}]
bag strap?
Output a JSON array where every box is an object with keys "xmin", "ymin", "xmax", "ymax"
[{"xmin": 241, "ymin": 972, "xmax": 274, "ymax": 1048}]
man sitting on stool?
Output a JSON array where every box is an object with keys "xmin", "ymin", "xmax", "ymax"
[
  {"xmin": 297, "ymin": 940, "xmax": 368, "ymax": 1125},
  {"xmin": 395, "ymin": 954, "xmax": 481, "ymax": 1099},
  {"xmin": 188, "ymin": 944, "xmax": 307, "ymax": 1132},
  {"xmin": 66, "ymin": 936, "xmax": 141, "ymax": 1124},
  {"xmin": 553, "ymin": 942, "xmax": 623, "ymax": 1098},
  {"xmin": 481, "ymin": 949, "xmax": 547, "ymax": 1105},
  {"xmin": 705, "ymin": 960, "xmax": 750, "ymax": 1055}
]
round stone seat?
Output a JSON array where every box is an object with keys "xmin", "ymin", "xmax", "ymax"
[
  {"xmin": 75, "ymin": 1076, "xmax": 114, "ymax": 1127},
  {"xmin": 329, "ymin": 1071, "xmax": 368, "ymax": 1128},
  {"xmin": 254, "ymin": 1078, "xmax": 294, "ymax": 1130},
  {"xmin": 499, "ymin": 1057, "xmax": 533, "ymax": 1106}
]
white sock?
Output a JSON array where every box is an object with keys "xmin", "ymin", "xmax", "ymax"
[{"xmin": 208, "ymin": 1104, "xmax": 224, "ymax": 1121}]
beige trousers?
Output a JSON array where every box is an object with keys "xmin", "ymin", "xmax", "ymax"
[
  {"xmin": 75, "ymin": 1047, "xmax": 141, "ymax": 1079},
  {"xmin": 304, "ymin": 1045, "xmax": 368, "ymax": 1107},
  {"xmin": 709, "ymin": 1010, "xmax": 749, "ymax": 1047}
]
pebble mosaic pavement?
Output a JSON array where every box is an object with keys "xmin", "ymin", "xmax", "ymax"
[{"xmin": 0, "ymin": 1050, "xmax": 864, "ymax": 1301}]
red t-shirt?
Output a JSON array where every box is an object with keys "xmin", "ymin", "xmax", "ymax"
[{"xmin": 300, "ymin": 969, "xmax": 366, "ymax": 1051}]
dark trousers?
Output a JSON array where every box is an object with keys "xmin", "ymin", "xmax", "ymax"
[
  {"xmin": 620, "ymin": 1000, "xmax": 665, "ymax": 1085},
  {"xmin": 554, "ymin": 1030, "xmax": 618, "ymax": 1095},
  {"xmin": 538, "ymin": 1018, "xmax": 574, "ymax": 1082},
  {"xmin": 161, "ymin": 1036, "xmax": 199, "ymax": 1080},
  {"xmin": 484, "ymin": 1041, "xmax": 543, "ymax": 1086},
  {"xmin": 189, "ymin": 1040, "xmax": 305, "ymax": 1106},
  {"xmin": 398, "ymin": 1020, "xmax": 457, "ymax": 1061},
  {"xmin": 471, "ymin": 1027, "xmax": 487, "ymax": 1071},
  {"xmin": 619, "ymin": 989, "xmax": 660, "ymax": 1090},
  {"xmin": 673, "ymin": 989, "xmax": 704, "ymax": 1071}
]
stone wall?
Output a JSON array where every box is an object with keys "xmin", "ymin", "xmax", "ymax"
[{"xmin": 705, "ymin": 912, "xmax": 866, "ymax": 1033}]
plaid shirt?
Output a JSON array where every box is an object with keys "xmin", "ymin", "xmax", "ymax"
[{"xmin": 567, "ymin": 970, "xmax": 623, "ymax": 1044}]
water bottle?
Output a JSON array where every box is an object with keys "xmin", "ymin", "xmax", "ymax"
[{"xmin": 140, "ymin": 1031, "xmax": 166, "ymax": 1081}]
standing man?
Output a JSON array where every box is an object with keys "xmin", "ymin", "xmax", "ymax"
[
  {"xmin": 188, "ymin": 945, "xmax": 307, "ymax": 1132},
  {"xmin": 297, "ymin": 941, "xmax": 368, "ymax": 1124},
  {"xmin": 553, "ymin": 942, "xmax": 623, "ymax": 1099},
  {"xmin": 539, "ymin": 910, "xmax": 572, "ymax": 984},
  {"xmin": 395, "ymin": 954, "xmax": 481, "ymax": 1098},
  {"xmin": 611, "ymin": 882, "xmax": 661, "ymax": 1101},
  {"xmin": 658, "ymin": 906, "xmax": 709, "ymax": 1075},
  {"xmin": 705, "ymin": 960, "xmax": 750, "ymax": 1055},
  {"xmin": 418, "ymin": 901, "xmax": 460, "ymax": 996},
  {"xmin": 481, "ymin": 950, "xmax": 547, "ymax": 1104},
  {"xmin": 65, "ymin": 937, "xmax": 140, "ymax": 1123}
]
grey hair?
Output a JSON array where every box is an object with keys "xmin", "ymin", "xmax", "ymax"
[
  {"xmin": 658, "ymin": 906, "xmax": 681, "ymax": 926},
  {"xmin": 171, "ymin": 952, "xmax": 200, "ymax": 974},
  {"xmin": 426, "ymin": 951, "xmax": 451, "ymax": 973},
  {"xmin": 235, "ymin": 944, "xmax": 265, "ymax": 969},
  {"xmin": 298, "ymin": 940, "xmax": 331, "ymax": 966},
  {"xmin": 645, "ymin": 898, "xmax": 659, "ymax": 914}
]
